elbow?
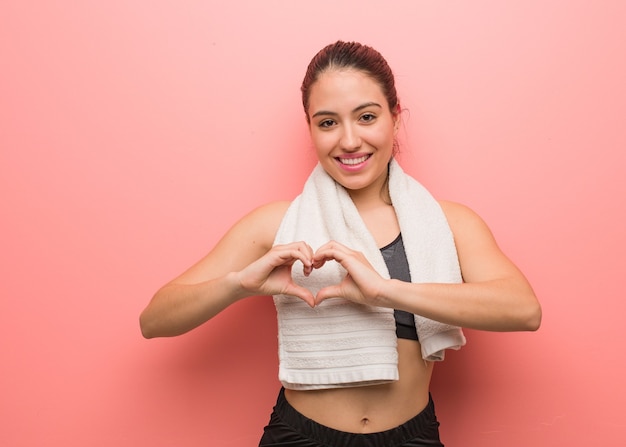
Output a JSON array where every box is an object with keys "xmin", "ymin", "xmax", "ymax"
[
  {"xmin": 528, "ymin": 305, "xmax": 542, "ymax": 331},
  {"xmin": 520, "ymin": 299, "xmax": 542, "ymax": 332},
  {"xmin": 140, "ymin": 326, "xmax": 154, "ymax": 340},
  {"xmin": 139, "ymin": 317, "xmax": 153, "ymax": 339},
  {"xmin": 139, "ymin": 311, "xmax": 159, "ymax": 339},
  {"xmin": 139, "ymin": 290, "xmax": 172, "ymax": 339},
  {"xmin": 139, "ymin": 307, "xmax": 192, "ymax": 339},
  {"xmin": 522, "ymin": 311, "xmax": 541, "ymax": 332}
]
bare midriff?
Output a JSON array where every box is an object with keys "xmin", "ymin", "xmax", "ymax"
[{"xmin": 284, "ymin": 339, "xmax": 434, "ymax": 434}]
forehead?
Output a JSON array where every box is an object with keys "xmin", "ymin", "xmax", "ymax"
[{"xmin": 308, "ymin": 69, "xmax": 386, "ymax": 113}]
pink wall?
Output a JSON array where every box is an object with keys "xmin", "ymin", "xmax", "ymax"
[{"xmin": 2, "ymin": 1, "xmax": 625, "ymax": 445}]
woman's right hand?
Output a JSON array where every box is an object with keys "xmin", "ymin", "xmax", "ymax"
[{"xmin": 236, "ymin": 242, "xmax": 316, "ymax": 307}]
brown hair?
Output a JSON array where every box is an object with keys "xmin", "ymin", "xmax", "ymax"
[{"xmin": 301, "ymin": 41, "xmax": 399, "ymax": 122}]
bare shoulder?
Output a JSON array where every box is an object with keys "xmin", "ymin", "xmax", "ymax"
[
  {"xmin": 438, "ymin": 200, "xmax": 499, "ymax": 244},
  {"xmin": 241, "ymin": 200, "xmax": 290, "ymax": 248},
  {"xmin": 213, "ymin": 200, "xmax": 292, "ymax": 255},
  {"xmin": 438, "ymin": 200, "xmax": 486, "ymax": 229},
  {"xmin": 438, "ymin": 200, "xmax": 518, "ymax": 282},
  {"xmin": 236, "ymin": 200, "xmax": 292, "ymax": 238},
  {"xmin": 167, "ymin": 200, "xmax": 291, "ymax": 285}
]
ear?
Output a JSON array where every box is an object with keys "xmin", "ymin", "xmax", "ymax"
[{"xmin": 392, "ymin": 103, "xmax": 402, "ymax": 135}]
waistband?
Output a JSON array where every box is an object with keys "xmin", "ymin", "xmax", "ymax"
[{"xmin": 273, "ymin": 387, "xmax": 442, "ymax": 446}]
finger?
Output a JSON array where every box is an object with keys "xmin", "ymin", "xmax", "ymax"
[
  {"xmin": 312, "ymin": 246, "xmax": 339, "ymax": 269},
  {"xmin": 280, "ymin": 241, "xmax": 314, "ymax": 258},
  {"xmin": 288, "ymin": 242, "xmax": 314, "ymax": 268},
  {"xmin": 312, "ymin": 244, "xmax": 357, "ymax": 269},
  {"xmin": 272, "ymin": 245, "xmax": 314, "ymax": 270},
  {"xmin": 316, "ymin": 240, "xmax": 350, "ymax": 252},
  {"xmin": 273, "ymin": 242, "xmax": 315, "ymax": 274}
]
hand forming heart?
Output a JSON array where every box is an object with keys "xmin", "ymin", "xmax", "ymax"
[{"xmin": 237, "ymin": 240, "xmax": 386, "ymax": 308}]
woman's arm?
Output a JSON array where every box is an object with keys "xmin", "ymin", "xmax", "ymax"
[
  {"xmin": 313, "ymin": 201, "xmax": 541, "ymax": 332},
  {"xmin": 412, "ymin": 200, "xmax": 541, "ymax": 331},
  {"xmin": 139, "ymin": 201, "xmax": 315, "ymax": 338}
]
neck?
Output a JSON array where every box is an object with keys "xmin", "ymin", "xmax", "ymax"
[{"xmin": 347, "ymin": 175, "xmax": 391, "ymax": 211}]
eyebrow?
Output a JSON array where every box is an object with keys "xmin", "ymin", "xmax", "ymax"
[{"xmin": 311, "ymin": 102, "xmax": 383, "ymax": 119}]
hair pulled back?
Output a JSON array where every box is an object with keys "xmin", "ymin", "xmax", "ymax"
[{"xmin": 301, "ymin": 41, "xmax": 399, "ymax": 122}]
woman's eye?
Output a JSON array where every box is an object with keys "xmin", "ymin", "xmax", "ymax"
[
  {"xmin": 360, "ymin": 113, "xmax": 376, "ymax": 123},
  {"xmin": 319, "ymin": 119, "xmax": 335, "ymax": 128}
]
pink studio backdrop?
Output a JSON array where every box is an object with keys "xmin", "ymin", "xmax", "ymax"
[{"xmin": 2, "ymin": 1, "xmax": 625, "ymax": 445}]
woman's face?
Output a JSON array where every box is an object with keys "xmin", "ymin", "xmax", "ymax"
[{"xmin": 307, "ymin": 69, "xmax": 400, "ymax": 197}]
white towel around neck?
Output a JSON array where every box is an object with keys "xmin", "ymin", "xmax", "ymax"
[{"xmin": 273, "ymin": 159, "xmax": 466, "ymax": 390}]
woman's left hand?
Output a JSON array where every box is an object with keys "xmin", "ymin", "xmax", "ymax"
[{"xmin": 312, "ymin": 240, "xmax": 388, "ymax": 307}]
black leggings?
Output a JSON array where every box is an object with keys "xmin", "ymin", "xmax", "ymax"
[{"xmin": 259, "ymin": 388, "xmax": 444, "ymax": 447}]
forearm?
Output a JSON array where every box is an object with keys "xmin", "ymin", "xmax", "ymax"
[
  {"xmin": 381, "ymin": 278, "xmax": 541, "ymax": 332},
  {"xmin": 139, "ymin": 272, "xmax": 251, "ymax": 339}
]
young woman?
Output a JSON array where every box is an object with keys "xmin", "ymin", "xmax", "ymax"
[{"xmin": 140, "ymin": 41, "xmax": 541, "ymax": 446}]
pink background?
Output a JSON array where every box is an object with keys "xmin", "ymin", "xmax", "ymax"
[{"xmin": 2, "ymin": 1, "xmax": 625, "ymax": 445}]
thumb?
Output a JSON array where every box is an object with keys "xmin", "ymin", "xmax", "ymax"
[
  {"xmin": 283, "ymin": 284, "xmax": 316, "ymax": 308},
  {"xmin": 315, "ymin": 285, "xmax": 343, "ymax": 306}
]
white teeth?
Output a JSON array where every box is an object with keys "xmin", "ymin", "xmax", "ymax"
[{"xmin": 339, "ymin": 155, "xmax": 369, "ymax": 165}]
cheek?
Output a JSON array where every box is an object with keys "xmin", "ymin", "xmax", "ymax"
[
  {"xmin": 310, "ymin": 131, "xmax": 335, "ymax": 152},
  {"xmin": 365, "ymin": 127, "xmax": 395, "ymax": 149}
]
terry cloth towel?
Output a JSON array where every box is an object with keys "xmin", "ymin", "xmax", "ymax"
[{"xmin": 273, "ymin": 159, "xmax": 466, "ymax": 390}]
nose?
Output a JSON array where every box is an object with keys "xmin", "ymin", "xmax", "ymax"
[{"xmin": 339, "ymin": 124, "xmax": 362, "ymax": 152}]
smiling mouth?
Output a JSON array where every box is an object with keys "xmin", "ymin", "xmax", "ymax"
[{"xmin": 337, "ymin": 154, "xmax": 371, "ymax": 165}]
